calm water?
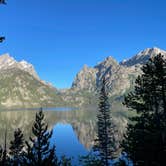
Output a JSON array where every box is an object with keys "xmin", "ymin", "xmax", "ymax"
[{"xmin": 0, "ymin": 107, "xmax": 128, "ymax": 164}]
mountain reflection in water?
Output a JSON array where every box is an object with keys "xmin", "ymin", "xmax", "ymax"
[{"xmin": 0, "ymin": 107, "xmax": 128, "ymax": 159}]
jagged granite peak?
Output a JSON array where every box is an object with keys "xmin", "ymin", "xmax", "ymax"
[
  {"xmin": 71, "ymin": 56, "xmax": 120, "ymax": 92},
  {"xmin": 95, "ymin": 56, "xmax": 118, "ymax": 69},
  {"xmin": 94, "ymin": 56, "xmax": 119, "ymax": 82},
  {"xmin": 71, "ymin": 57, "xmax": 130, "ymax": 98},
  {"xmin": 63, "ymin": 47, "xmax": 166, "ymax": 106},
  {"xmin": 120, "ymin": 47, "xmax": 166, "ymax": 66},
  {"xmin": 71, "ymin": 65, "xmax": 97, "ymax": 91},
  {"xmin": 0, "ymin": 53, "xmax": 40, "ymax": 79},
  {"xmin": 0, "ymin": 53, "xmax": 16, "ymax": 69},
  {"xmin": 71, "ymin": 47, "xmax": 166, "ymax": 103},
  {"xmin": 82, "ymin": 64, "xmax": 90, "ymax": 71},
  {"xmin": 18, "ymin": 60, "xmax": 39, "ymax": 80}
]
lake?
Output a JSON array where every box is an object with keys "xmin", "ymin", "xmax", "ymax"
[{"xmin": 0, "ymin": 107, "xmax": 128, "ymax": 164}]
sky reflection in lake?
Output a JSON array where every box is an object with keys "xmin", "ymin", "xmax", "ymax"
[{"xmin": 52, "ymin": 123, "xmax": 88, "ymax": 158}]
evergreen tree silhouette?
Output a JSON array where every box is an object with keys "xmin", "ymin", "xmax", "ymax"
[
  {"xmin": 9, "ymin": 128, "xmax": 24, "ymax": 166},
  {"xmin": 122, "ymin": 54, "xmax": 166, "ymax": 166},
  {"xmin": 0, "ymin": 36, "xmax": 5, "ymax": 43},
  {"xmin": 94, "ymin": 77, "xmax": 116, "ymax": 166},
  {"xmin": 0, "ymin": 0, "xmax": 6, "ymax": 4},
  {"xmin": 24, "ymin": 108, "xmax": 58, "ymax": 166}
]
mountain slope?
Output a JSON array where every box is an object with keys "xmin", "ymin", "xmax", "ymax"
[
  {"xmin": 0, "ymin": 54, "xmax": 39, "ymax": 79},
  {"xmin": 0, "ymin": 47, "xmax": 165, "ymax": 108},
  {"xmin": 67, "ymin": 47, "xmax": 166, "ymax": 106},
  {"xmin": 72, "ymin": 65, "xmax": 97, "ymax": 92},
  {"xmin": 120, "ymin": 47, "xmax": 166, "ymax": 66},
  {"xmin": 0, "ymin": 54, "xmax": 63, "ymax": 108}
]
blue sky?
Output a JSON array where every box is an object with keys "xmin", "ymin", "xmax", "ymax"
[{"xmin": 0, "ymin": 0, "xmax": 166, "ymax": 88}]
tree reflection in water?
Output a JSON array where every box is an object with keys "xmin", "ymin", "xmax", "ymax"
[{"xmin": 0, "ymin": 106, "xmax": 128, "ymax": 157}]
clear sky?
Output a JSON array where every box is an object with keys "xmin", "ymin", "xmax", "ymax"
[{"xmin": 0, "ymin": 0, "xmax": 166, "ymax": 88}]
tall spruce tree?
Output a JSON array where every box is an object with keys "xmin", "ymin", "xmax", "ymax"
[
  {"xmin": 9, "ymin": 128, "xmax": 24, "ymax": 166},
  {"xmin": 122, "ymin": 54, "xmax": 166, "ymax": 166},
  {"xmin": 24, "ymin": 108, "xmax": 58, "ymax": 166},
  {"xmin": 95, "ymin": 78, "xmax": 116, "ymax": 166}
]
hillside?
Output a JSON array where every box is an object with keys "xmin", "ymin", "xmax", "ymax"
[
  {"xmin": 0, "ymin": 47, "xmax": 165, "ymax": 108},
  {"xmin": 0, "ymin": 54, "xmax": 63, "ymax": 108}
]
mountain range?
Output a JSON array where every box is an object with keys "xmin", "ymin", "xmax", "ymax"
[
  {"xmin": 61, "ymin": 47, "xmax": 166, "ymax": 106},
  {"xmin": 0, "ymin": 47, "xmax": 165, "ymax": 108}
]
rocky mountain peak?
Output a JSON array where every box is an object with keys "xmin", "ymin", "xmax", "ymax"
[
  {"xmin": 71, "ymin": 65, "xmax": 97, "ymax": 91},
  {"xmin": 0, "ymin": 53, "xmax": 16, "ymax": 69},
  {"xmin": 0, "ymin": 53, "xmax": 12, "ymax": 59},
  {"xmin": 71, "ymin": 47, "xmax": 166, "ymax": 100},
  {"xmin": 95, "ymin": 56, "xmax": 118, "ymax": 69},
  {"xmin": 0, "ymin": 53, "xmax": 39, "ymax": 79},
  {"xmin": 18, "ymin": 60, "xmax": 39, "ymax": 80},
  {"xmin": 138, "ymin": 47, "xmax": 165, "ymax": 56},
  {"xmin": 0, "ymin": 53, "xmax": 61, "ymax": 108},
  {"xmin": 19, "ymin": 60, "xmax": 33, "ymax": 69},
  {"xmin": 82, "ymin": 64, "xmax": 89, "ymax": 71},
  {"xmin": 120, "ymin": 47, "xmax": 166, "ymax": 67}
]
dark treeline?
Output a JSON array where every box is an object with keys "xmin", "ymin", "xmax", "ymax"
[
  {"xmin": 0, "ymin": 108, "xmax": 72, "ymax": 166},
  {"xmin": 122, "ymin": 54, "xmax": 166, "ymax": 166}
]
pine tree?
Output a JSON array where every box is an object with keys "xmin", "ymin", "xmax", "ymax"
[
  {"xmin": 24, "ymin": 108, "xmax": 58, "ymax": 166},
  {"xmin": 9, "ymin": 128, "xmax": 24, "ymax": 166},
  {"xmin": 122, "ymin": 54, "xmax": 166, "ymax": 166},
  {"xmin": 94, "ymin": 78, "xmax": 116, "ymax": 166}
]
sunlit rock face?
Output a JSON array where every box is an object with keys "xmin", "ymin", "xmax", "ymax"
[
  {"xmin": 0, "ymin": 54, "xmax": 63, "ymax": 108},
  {"xmin": 72, "ymin": 65, "xmax": 98, "ymax": 92},
  {"xmin": 69, "ymin": 47, "xmax": 166, "ymax": 105},
  {"xmin": 0, "ymin": 54, "xmax": 39, "ymax": 79},
  {"xmin": 120, "ymin": 47, "xmax": 166, "ymax": 66}
]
